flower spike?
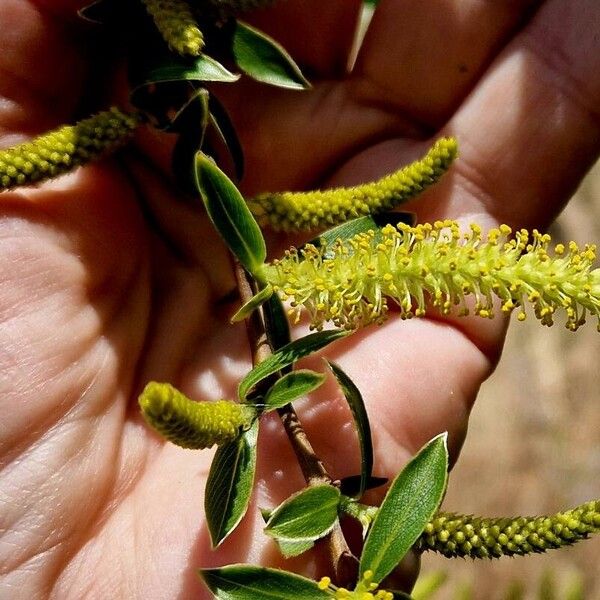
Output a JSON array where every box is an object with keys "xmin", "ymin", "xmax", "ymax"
[
  {"xmin": 248, "ymin": 137, "xmax": 458, "ymax": 232},
  {"xmin": 416, "ymin": 501, "xmax": 600, "ymax": 559},
  {"xmin": 264, "ymin": 221, "xmax": 600, "ymax": 331},
  {"xmin": 0, "ymin": 107, "xmax": 140, "ymax": 191},
  {"xmin": 139, "ymin": 382, "xmax": 254, "ymax": 449},
  {"xmin": 142, "ymin": 0, "xmax": 204, "ymax": 56}
]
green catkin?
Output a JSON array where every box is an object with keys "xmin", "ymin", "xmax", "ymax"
[
  {"xmin": 0, "ymin": 107, "xmax": 140, "ymax": 191},
  {"xmin": 264, "ymin": 220, "xmax": 600, "ymax": 331},
  {"xmin": 138, "ymin": 382, "xmax": 252, "ymax": 449},
  {"xmin": 142, "ymin": 0, "xmax": 204, "ymax": 56},
  {"xmin": 247, "ymin": 137, "xmax": 458, "ymax": 232},
  {"xmin": 416, "ymin": 501, "xmax": 600, "ymax": 559}
]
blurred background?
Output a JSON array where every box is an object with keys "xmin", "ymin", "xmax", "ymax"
[{"xmin": 417, "ymin": 160, "xmax": 600, "ymax": 598}]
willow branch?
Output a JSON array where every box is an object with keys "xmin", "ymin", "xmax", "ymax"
[{"xmin": 234, "ymin": 260, "xmax": 356, "ymax": 586}]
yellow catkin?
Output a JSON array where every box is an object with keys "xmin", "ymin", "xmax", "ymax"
[
  {"xmin": 138, "ymin": 382, "xmax": 252, "ymax": 449},
  {"xmin": 417, "ymin": 501, "xmax": 600, "ymax": 559},
  {"xmin": 0, "ymin": 107, "xmax": 140, "ymax": 191},
  {"xmin": 247, "ymin": 138, "xmax": 458, "ymax": 232},
  {"xmin": 142, "ymin": 0, "xmax": 204, "ymax": 56},
  {"xmin": 264, "ymin": 221, "xmax": 600, "ymax": 331}
]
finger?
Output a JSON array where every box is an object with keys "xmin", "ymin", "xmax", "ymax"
[
  {"xmin": 0, "ymin": 0, "xmax": 86, "ymax": 136},
  {"xmin": 353, "ymin": 0, "xmax": 543, "ymax": 128},
  {"xmin": 244, "ymin": 0, "xmax": 363, "ymax": 78},
  {"xmin": 444, "ymin": 0, "xmax": 600, "ymax": 228}
]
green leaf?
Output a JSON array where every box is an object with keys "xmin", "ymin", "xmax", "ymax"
[
  {"xmin": 265, "ymin": 484, "xmax": 341, "ymax": 542},
  {"xmin": 327, "ymin": 361, "xmax": 373, "ymax": 499},
  {"xmin": 195, "ymin": 153, "xmax": 267, "ymax": 278},
  {"xmin": 200, "ymin": 565, "xmax": 330, "ymax": 600},
  {"xmin": 359, "ymin": 433, "xmax": 449, "ymax": 583},
  {"xmin": 131, "ymin": 51, "xmax": 239, "ymax": 91},
  {"xmin": 205, "ymin": 420, "xmax": 259, "ymax": 547},
  {"xmin": 262, "ymin": 370, "xmax": 325, "ymax": 411},
  {"xmin": 232, "ymin": 21, "xmax": 310, "ymax": 90},
  {"xmin": 238, "ymin": 330, "xmax": 347, "ymax": 400},
  {"xmin": 231, "ymin": 285, "xmax": 274, "ymax": 323}
]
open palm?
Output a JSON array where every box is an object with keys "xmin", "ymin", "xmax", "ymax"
[{"xmin": 1, "ymin": 1, "xmax": 599, "ymax": 598}]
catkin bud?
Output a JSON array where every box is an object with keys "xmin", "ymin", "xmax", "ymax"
[
  {"xmin": 142, "ymin": 0, "xmax": 204, "ymax": 56},
  {"xmin": 416, "ymin": 501, "xmax": 600, "ymax": 559},
  {"xmin": 247, "ymin": 138, "xmax": 458, "ymax": 232},
  {"xmin": 0, "ymin": 107, "xmax": 140, "ymax": 192},
  {"xmin": 265, "ymin": 221, "xmax": 600, "ymax": 331},
  {"xmin": 139, "ymin": 382, "xmax": 253, "ymax": 449}
]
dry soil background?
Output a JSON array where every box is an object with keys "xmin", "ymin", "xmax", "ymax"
[{"xmin": 420, "ymin": 162, "xmax": 600, "ymax": 598}]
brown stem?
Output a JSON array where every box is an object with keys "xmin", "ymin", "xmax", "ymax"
[{"xmin": 234, "ymin": 261, "xmax": 356, "ymax": 587}]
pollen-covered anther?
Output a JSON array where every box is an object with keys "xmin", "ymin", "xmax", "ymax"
[
  {"xmin": 247, "ymin": 137, "xmax": 458, "ymax": 232},
  {"xmin": 138, "ymin": 382, "xmax": 252, "ymax": 449},
  {"xmin": 142, "ymin": 0, "xmax": 204, "ymax": 56},
  {"xmin": 264, "ymin": 221, "xmax": 600, "ymax": 332},
  {"xmin": 0, "ymin": 107, "xmax": 140, "ymax": 191}
]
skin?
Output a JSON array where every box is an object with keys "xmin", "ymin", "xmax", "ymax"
[{"xmin": 0, "ymin": 0, "xmax": 599, "ymax": 597}]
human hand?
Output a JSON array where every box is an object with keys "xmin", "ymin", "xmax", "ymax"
[{"xmin": 1, "ymin": 1, "xmax": 598, "ymax": 598}]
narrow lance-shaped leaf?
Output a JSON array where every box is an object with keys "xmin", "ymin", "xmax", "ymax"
[
  {"xmin": 231, "ymin": 284, "xmax": 274, "ymax": 323},
  {"xmin": 360, "ymin": 433, "xmax": 449, "ymax": 583},
  {"xmin": 232, "ymin": 20, "xmax": 310, "ymax": 90},
  {"xmin": 261, "ymin": 369, "xmax": 325, "ymax": 412},
  {"xmin": 195, "ymin": 153, "xmax": 267, "ymax": 278},
  {"xmin": 205, "ymin": 420, "xmax": 259, "ymax": 546},
  {"xmin": 264, "ymin": 484, "xmax": 341, "ymax": 543},
  {"xmin": 130, "ymin": 47, "xmax": 239, "ymax": 90},
  {"xmin": 238, "ymin": 329, "xmax": 347, "ymax": 400},
  {"xmin": 327, "ymin": 361, "xmax": 373, "ymax": 499},
  {"xmin": 200, "ymin": 565, "xmax": 330, "ymax": 600}
]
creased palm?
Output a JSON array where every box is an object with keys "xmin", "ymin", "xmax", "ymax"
[{"xmin": 1, "ymin": 0, "xmax": 598, "ymax": 598}]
